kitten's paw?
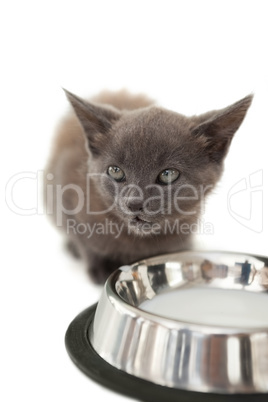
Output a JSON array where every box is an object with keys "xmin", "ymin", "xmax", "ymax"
[
  {"xmin": 87, "ymin": 256, "xmax": 122, "ymax": 284},
  {"xmin": 88, "ymin": 266, "xmax": 110, "ymax": 284},
  {"xmin": 65, "ymin": 240, "xmax": 81, "ymax": 259}
]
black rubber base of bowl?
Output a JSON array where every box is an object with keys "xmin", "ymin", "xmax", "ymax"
[{"xmin": 65, "ymin": 304, "xmax": 267, "ymax": 402}]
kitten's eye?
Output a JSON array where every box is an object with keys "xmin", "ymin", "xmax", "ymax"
[
  {"xmin": 157, "ymin": 168, "xmax": 180, "ymax": 185},
  {"xmin": 107, "ymin": 166, "xmax": 125, "ymax": 182}
]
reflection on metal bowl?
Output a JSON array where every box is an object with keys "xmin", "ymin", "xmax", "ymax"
[{"xmin": 66, "ymin": 251, "xmax": 268, "ymax": 400}]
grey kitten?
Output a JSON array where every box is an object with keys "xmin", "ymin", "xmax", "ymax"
[{"xmin": 45, "ymin": 89, "xmax": 252, "ymax": 283}]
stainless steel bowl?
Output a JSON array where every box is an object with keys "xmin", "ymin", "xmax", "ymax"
[{"xmin": 90, "ymin": 251, "xmax": 268, "ymax": 395}]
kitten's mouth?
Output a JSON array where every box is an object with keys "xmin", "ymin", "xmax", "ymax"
[
  {"xmin": 133, "ymin": 216, "xmax": 145, "ymax": 223},
  {"xmin": 131, "ymin": 216, "xmax": 151, "ymax": 224},
  {"xmin": 128, "ymin": 216, "xmax": 154, "ymax": 234}
]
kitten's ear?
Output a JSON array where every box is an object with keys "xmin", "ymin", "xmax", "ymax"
[
  {"xmin": 191, "ymin": 94, "xmax": 253, "ymax": 163},
  {"xmin": 63, "ymin": 89, "xmax": 120, "ymax": 154}
]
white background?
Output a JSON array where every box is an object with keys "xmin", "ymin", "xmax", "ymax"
[{"xmin": 1, "ymin": 1, "xmax": 267, "ymax": 401}]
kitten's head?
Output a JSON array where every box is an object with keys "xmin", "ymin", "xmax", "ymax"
[{"xmin": 65, "ymin": 90, "xmax": 253, "ymax": 236}]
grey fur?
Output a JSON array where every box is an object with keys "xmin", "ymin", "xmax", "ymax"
[{"xmin": 45, "ymin": 90, "xmax": 252, "ymax": 283}]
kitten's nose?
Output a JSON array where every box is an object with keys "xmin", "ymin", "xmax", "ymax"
[{"xmin": 126, "ymin": 199, "xmax": 144, "ymax": 213}]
